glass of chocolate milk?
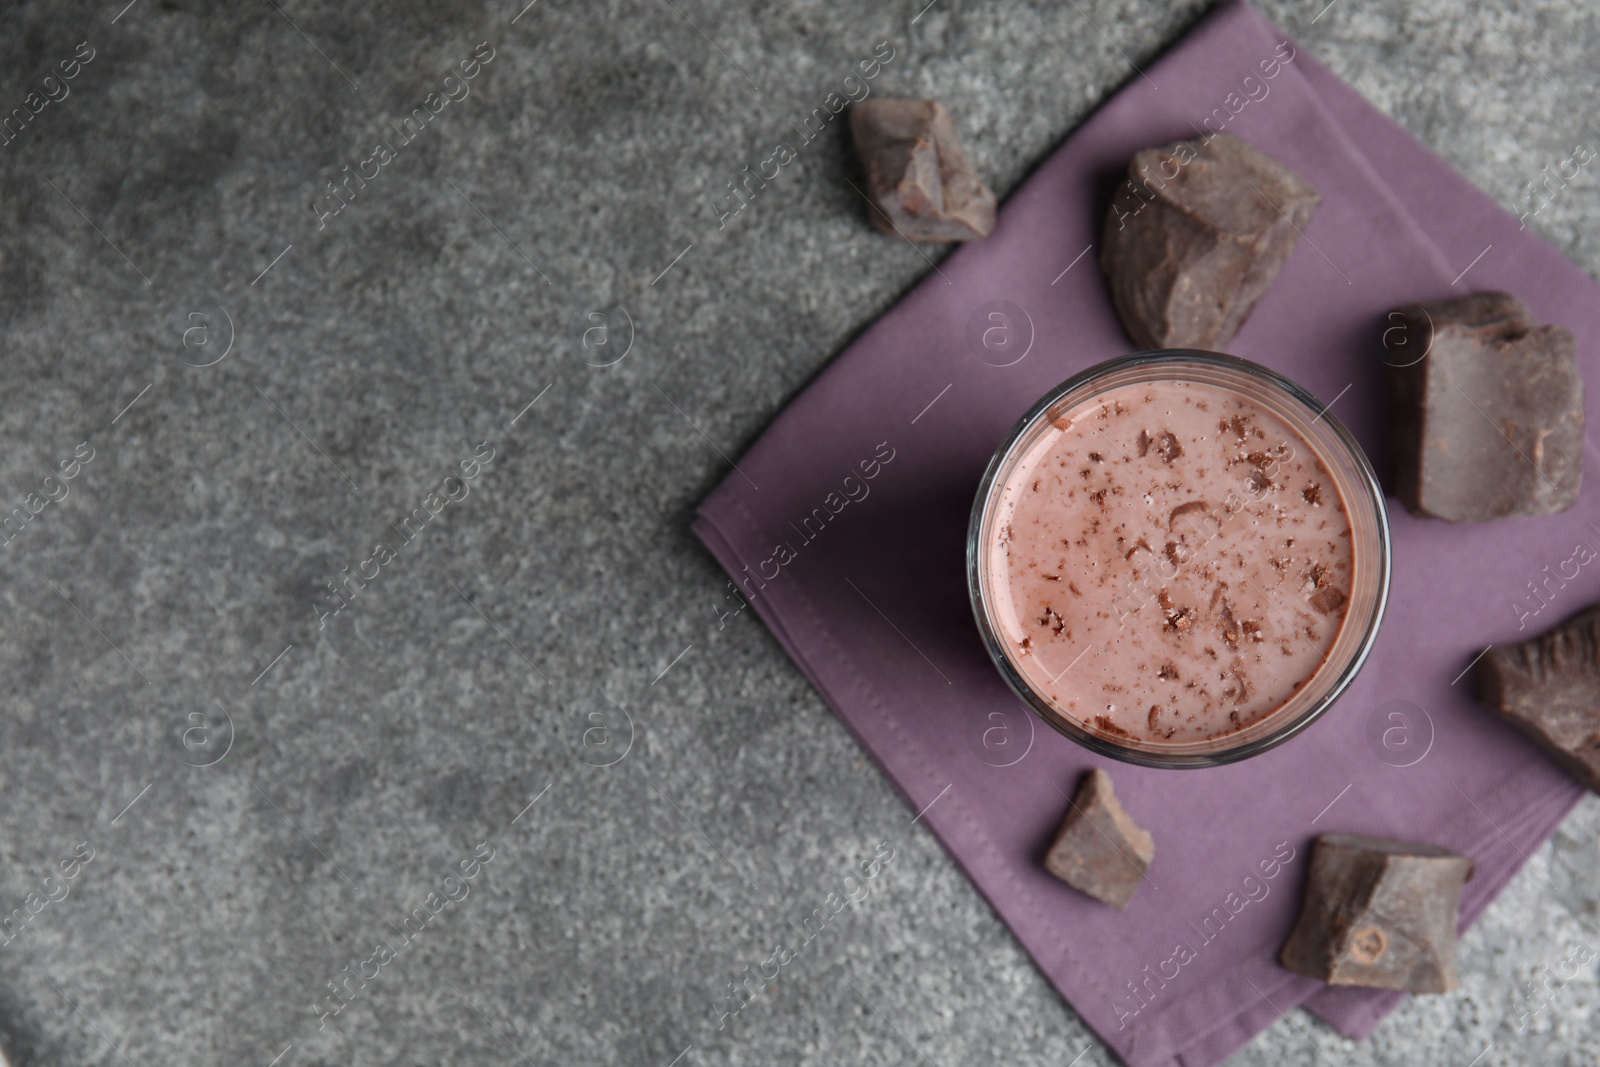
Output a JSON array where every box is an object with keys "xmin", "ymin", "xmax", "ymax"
[{"xmin": 968, "ymin": 352, "xmax": 1391, "ymax": 768}]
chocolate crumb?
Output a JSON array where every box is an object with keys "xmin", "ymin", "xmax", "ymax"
[
  {"xmin": 1303, "ymin": 483, "xmax": 1323, "ymax": 506},
  {"xmin": 1208, "ymin": 581, "xmax": 1228, "ymax": 614},
  {"xmin": 1093, "ymin": 715, "xmax": 1132, "ymax": 739},
  {"xmin": 1163, "ymin": 604, "xmax": 1196, "ymax": 634},
  {"xmin": 1219, "ymin": 602, "xmax": 1241, "ymax": 650},
  {"xmin": 1155, "ymin": 431, "xmax": 1183, "ymax": 464}
]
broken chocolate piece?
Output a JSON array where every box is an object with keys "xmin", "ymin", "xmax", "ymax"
[
  {"xmin": 1308, "ymin": 587, "xmax": 1346, "ymax": 616},
  {"xmin": 1101, "ymin": 131, "xmax": 1321, "ymax": 350},
  {"xmin": 1168, "ymin": 500, "xmax": 1211, "ymax": 531},
  {"xmin": 1384, "ymin": 291, "xmax": 1582, "ymax": 521},
  {"xmin": 1043, "ymin": 768, "xmax": 1154, "ymax": 909},
  {"xmin": 849, "ymin": 99, "xmax": 996, "ymax": 242},
  {"xmin": 1280, "ymin": 833, "xmax": 1474, "ymax": 993},
  {"xmin": 1477, "ymin": 603, "xmax": 1600, "ymax": 792}
]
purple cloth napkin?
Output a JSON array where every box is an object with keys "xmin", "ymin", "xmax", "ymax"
[{"xmin": 694, "ymin": 2, "xmax": 1600, "ymax": 1063}]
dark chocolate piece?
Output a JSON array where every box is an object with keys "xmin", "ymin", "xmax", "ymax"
[
  {"xmin": 1478, "ymin": 603, "xmax": 1600, "ymax": 792},
  {"xmin": 1100, "ymin": 131, "xmax": 1321, "ymax": 351},
  {"xmin": 849, "ymin": 99, "xmax": 995, "ymax": 243},
  {"xmin": 1280, "ymin": 833, "xmax": 1473, "ymax": 993},
  {"xmin": 1043, "ymin": 768, "xmax": 1154, "ymax": 909},
  {"xmin": 1384, "ymin": 291, "xmax": 1582, "ymax": 521}
]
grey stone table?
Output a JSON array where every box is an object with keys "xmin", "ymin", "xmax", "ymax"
[{"xmin": 0, "ymin": 0, "xmax": 1596, "ymax": 1064}]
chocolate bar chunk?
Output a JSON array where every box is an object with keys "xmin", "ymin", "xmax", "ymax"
[
  {"xmin": 1280, "ymin": 834, "xmax": 1473, "ymax": 993},
  {"xmin": 1100, "ymin": 131, "xmax": 1321, "ymax": 351},
  {"xmin": 1384, "ymin": 291, "xmax": 1582, "ymax": 521},
  {"xmin": 1043, "ymin": 768, "xmax": 1154, "ymax": 909},
  {"xmin": 1478, "ymin": 603, "xmax": 1600, "ymax": 792},
  {"xmin": 849, "ymin": 99, "xmax": 996, "ymax": 243}
]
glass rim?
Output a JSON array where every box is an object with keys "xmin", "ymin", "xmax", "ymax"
[{"xmin": 966, "ymin": 349, "xmax": 1392, "ymax": 769}]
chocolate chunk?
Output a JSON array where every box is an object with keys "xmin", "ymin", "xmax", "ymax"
[
  {"xmin": 1101, "ymin": 131, "xmax": 1321, "ymax": 350},
  {"xmin": 849, "ymin": 99, "xmax": 996, "ymax": 243},
  {"xmin": 1308, "ymin": 587, "xmax": 1346, "ymax": 616},
  {"xmin": 1280, "ymin": 834, "xmax": 1474, "ymax": 993},
  {"xmin": 1043, "ymin": 768, "xmax": 1154, "ymax": 909},
  {"xmin": 1384, "ymin": 291, "xmax": 1582, "ymax": 521},
  {"xmin": 1477, "ymin": 604, "xmax": 1600, "ymax": 792},
  {"xmin": 1168, "ymin": 500, "xmax": 1211, "ymax": 531}
]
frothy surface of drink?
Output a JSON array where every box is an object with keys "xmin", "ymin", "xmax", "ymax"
[{"xmin": 987, "ymin": 380, "xmax": 1354, "ymax": 744}]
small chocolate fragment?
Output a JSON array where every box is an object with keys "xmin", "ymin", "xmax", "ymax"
[
  {"xmin": 1101, "ymin": 131, "xmax": 1321, "ymax": 350},
  {"xmin": 1478, "ymin": 603, "xmax": 1600, "ymax": 792},
  {"xmin": 1384, "ymin": 291, "xmax": 1582, "ymax": 521},
  {"xmin": 1168, "ymin": 500, "xmax": 1211, "ymax": 530},
  {"xmin": 1308, "ymin": 587, "xmax": 1346, "ymax": 616},
  {"xmin": 1043, "ymin": 768, "xmax": 1154, "ymax": 909},
  {"xmin": 849, "ymin": 99, "xmax": 996, "ymax": 242},
  {"xmin": 1280, "ymin": 834, "xmax": 1474, "ymax": 993}
]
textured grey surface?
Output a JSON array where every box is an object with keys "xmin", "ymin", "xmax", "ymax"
[{"xmin": 0, "ymin": 1, "xmax": 1596, "ymax": 1065}]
